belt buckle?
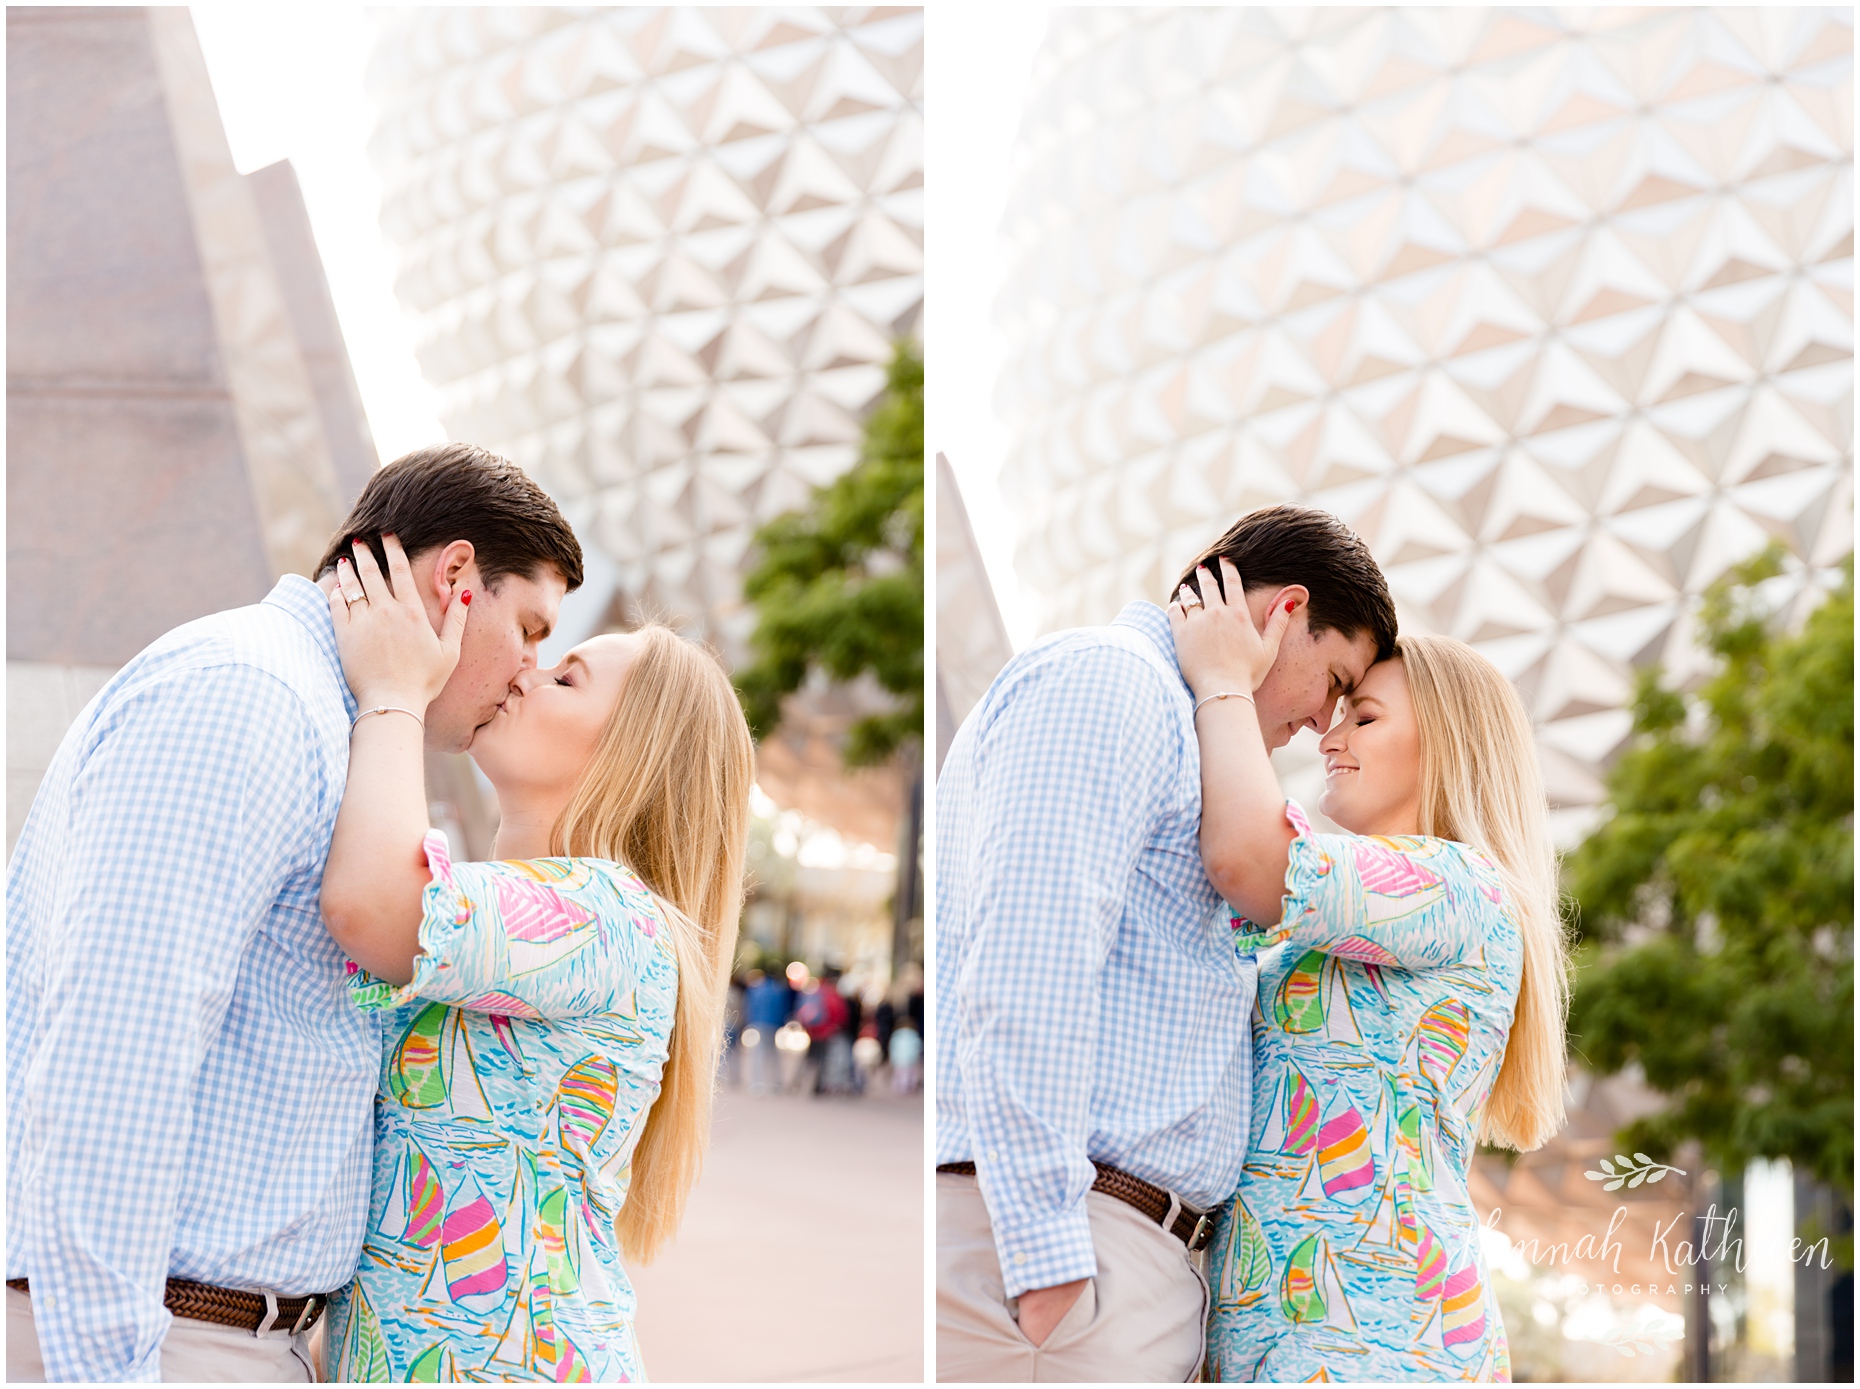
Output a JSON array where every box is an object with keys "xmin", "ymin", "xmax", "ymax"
[
  {"xmin": 1187, "ymin": 1211, "xmax": 1214, "ymax": 1252},
  {"xmin": 253, "ymin": 1291, "xmax": 318, "ymax": 1339}
]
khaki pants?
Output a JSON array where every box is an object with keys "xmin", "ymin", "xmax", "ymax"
[
  {"xmin": 7, "ymin": 1286, "xmax": 317, "ymax": 1382},
  {"xmin": 937, "ymin": 1171, "xmax": 1208, "ymax": 1382}
]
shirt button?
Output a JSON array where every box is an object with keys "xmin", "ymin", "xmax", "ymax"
[
  {"xmin": 987, "ymin": 1149, "xmax": 999, "ymax": 1161},
  {"xmin": 1014, "ymin": 1253, "xmax": 1026, "ymax": 1265}
]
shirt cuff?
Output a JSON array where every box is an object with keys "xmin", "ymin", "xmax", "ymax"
[{"xmin": 988, "ymin": 1203, "xmax": 1098, "ymax": 1300}]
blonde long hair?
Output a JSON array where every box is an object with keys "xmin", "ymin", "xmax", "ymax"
[
  {"xmin": 550, "ymin": 624, "xmax": 754, "ymax": 1262},
  {"xmin": 1397, "ymin": 634, "xmax": 1569, "ymax": 1152}
]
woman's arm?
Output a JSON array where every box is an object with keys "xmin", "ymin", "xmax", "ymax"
[
  {"xmin": 1230, "ymin": 809, "xmax": 1497, "ymax": 970},
  {"xmin": 1170, "ymin": 559, "xmax": 1297, "ymax": 923},
  {"xmin": 320, "ymin": 536, "xmax": 469, "ymax": 984}
]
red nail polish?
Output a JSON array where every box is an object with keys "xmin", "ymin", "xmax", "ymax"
[
  {"xmin": 461, "ymin": 591, "xmax": 472, "ymax": 606},
  {"xmin": 1285, "ymin": 600, "xmax": 1296, "ymax": 612}
]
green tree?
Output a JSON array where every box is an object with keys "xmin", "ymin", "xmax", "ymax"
[
  {"xmin": 736, "ymin": 341, "xmax": 923, "ymax": 765},
  {"xmin": 1566, "ymin": 547, "xmax": 1853, "ymax": 1198}
]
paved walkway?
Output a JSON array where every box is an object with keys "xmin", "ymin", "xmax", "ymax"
[{"xmin": 629, "ymin": 1082, "xmax": 925, "ymax": 1381}]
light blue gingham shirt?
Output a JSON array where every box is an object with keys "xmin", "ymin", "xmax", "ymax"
[
  {"xmin": 935, "ymin": 601, "xmax": 1259, "ymax": 1298},
  {"xmin": 7, "ymin": 575, "xmax": 380, "ymax": 1381}
]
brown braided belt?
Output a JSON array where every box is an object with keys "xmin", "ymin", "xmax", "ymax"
[
  {"xmin": 6, "ymin": 1276, "xmax": 330, "ymax": 1337},
  {"xmin": 937, "ymin": 1160, "xmax": 1215, "ymax": 1252}
]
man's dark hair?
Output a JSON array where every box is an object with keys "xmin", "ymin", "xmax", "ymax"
[
  {"xmin": 316, "ymin": 443, "xmax": 584, "ymax": 594},
  {"xmin": 1175, "ymin": 505, "xmax": 1397, "ymax": 660}
]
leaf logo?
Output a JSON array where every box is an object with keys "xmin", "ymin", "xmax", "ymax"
[
  {"xmin": 1583, "ymin": 1152, "xmax": 1686, "ymax": 1191},
  {"xmin": 1590, "ymin": 1310, "xmax": 1686, "ymax": 1356}
]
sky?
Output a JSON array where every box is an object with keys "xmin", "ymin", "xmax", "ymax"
[
  {"xmin": 190, "ymin": 3, "xmax": 446, "ymax": 463},
  {"xmin": 925, "ymin": 6, "xmax": 1051, "ymax": 651}
]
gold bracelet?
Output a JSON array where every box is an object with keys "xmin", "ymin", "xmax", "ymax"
[
  {"xmin": 351, "ymin": 705, "xmax": 424, "ymax": 733},
  {"xmin": 1192, "ymin": 690, "xmax": 1255, "ymax": 718}
]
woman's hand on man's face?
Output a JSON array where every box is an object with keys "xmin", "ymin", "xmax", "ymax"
[
  {"xmin": 329, "ymin": 534, "xmax": 471, "ymax": 711},
  {"xmin": 1168, "ymin": 557, "xmax": 1295, "ymax": 700}
]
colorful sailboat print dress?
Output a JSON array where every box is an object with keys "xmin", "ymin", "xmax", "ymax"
[
  {"xmin": 1205, "ymin": 803, "xmax": 1519, "ymax": 1384},
  {"xmin": 326, "ymin": 832, "xmax": 677, "ymax": 1383}
]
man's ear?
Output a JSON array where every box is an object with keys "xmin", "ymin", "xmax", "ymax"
[
  {"xmin": 1274, "ymin": 584, "xmax": 1311, "ymax": 631},
  {"xmin": 427, "ymin": 540, "xmax": 477, "ymax": 601}
]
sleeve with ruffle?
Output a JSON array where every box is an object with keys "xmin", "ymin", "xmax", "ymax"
[
  {"xmin": 346, "ymin": 831, "xmax": 672, "ymax": 1020},
  {"xmin": 1226, "ymin": 801, "xmax": 1504, "ymax": 969}
]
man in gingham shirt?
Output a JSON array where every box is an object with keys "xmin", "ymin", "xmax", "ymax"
[
  {"xmin": 935, "ymin": 507, "xmax": 1397, "ymax": 1382},
  {"xmin": 6, "ymin": 445, "xmax": 582, "ymax": 1382}
]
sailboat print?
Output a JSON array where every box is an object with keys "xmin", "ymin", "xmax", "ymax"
[
  {"xmin": 485, "ymin": 1266, "xmax": 538, "ymax": 1373},
  {"xmin": 537, "ymin": 1182, "xmax": 583, "ymax": 1296},
  {"xmin": 555, "ymin": 1333, "xmax": 595, "ymax": 1383},
  {"xmin": 1412, "ymin": 1220, "xmax": 1448, "ymax": 1306},
  {"xmin": 1319, "ymin": 960, "xmax": 1365, "ymax": 1045},
  {"xmin": 1280, "ymin": 1068, "xmax": 1320, "ymax": 1156},
  {"xmin": 1325, "ymin": 934, "xmax": 1402, "ymax": 967},
  {"xmin": 486, "ymin": 1012, "xmax": 528, "ymax": 1064},
  {"xmin": 1393, "ymin": 1176, "xmax": 1420, "ymax": 1250},
  {"xmin": 1356, "ymin": 962, "xmax": 1396, "ymax": 1011},
  {"xmin": 1351, "ymin": 1090, "xmax": 1414, "ymax": 1260},
  {"xmin": 530, "ymin": 1257, "xmax": 560, "ymax": 1379},
  {"xmin": 389, "ymin": 1004, "xmax": 451, "ymax": 1109},
  {"xmin": 497, "ymin": 876, "xmax": 600, "ymax": 976},
  {"xmin": 1395, "ymin": 1102, "xmax": 1437, "ymax": 1192},
  {"xmin": 558, "ymin": 1054, "xmax": 620, "ymax": 1159},
  {"xmin": 504, "ymin": 855, "xmax": 595, "ymax": 892},
  {"xmin": 1354, "ymin": 838, "xmax": 1443, "ymax": 898},
  {"xmin": 1353, "ymin": 1174, "xmax": 1400, "ymax": 1255},
  {"xmin": 1252, "ymin": 1072, "xmax": 1287, "ymax": 1153},
  {"xmin": 1295, "ymin": 1148, "xmax": 1329, "ymax": 1205},
  {"xmin": 1439, "ymin": 1262, "xmax": 1487, "ymax": 1357},
  {"xmin": 1414, "ymin": 999, "xmax": 1472, "ymax": 1088},
  {"xmin": 1278, "ymin": 1234, "xmax": 1358, "ymax": 1332},
  {"xmin": 339, "ymin": 1283, "xmax": 391, "ymax": 1381},
  {"xmin": 374, "ymin": 1141, "xmax": 446, "ymax": 1250},
  {"xmin": 1280, "ymin": 1234, "xmax": 1327, "ymax": 1323},
  {"xmin": 440, "ymin": 1170, "xmax": 509, "ymax": 1314},
  {"xmin": 1315, "ymin": 1242, "xmax": 1359, "ymax": 1334},
  {"xmin": 1275, "ymin": 950, "xmax": 1328, "ymax": 1033},
  {"xmin": 1214, "ymin": 1195, "xmax": 1273, "ymax": 1309},
  {"xmin": 1453, "ymin": 1046, "xmax": 1501, "ymax": 1119},
  {"xmin": 373, "ymin": 1149, "xmax": 408, "ymax": 1242},
  {"xmin": 459, "ymin": 991, "xmax": 543, "ymax": 1021},
  {"xmin": 406, "ymin": 1342, "xmax": 455, "ymax": 1383},
  {"xmin": 1314, "ymin": 1104, "xmax": 1376, "ymax": 1204},
  {"xmin": 445, "ymin": 1014, "xmax": 496, "ymax": 1124},
  {"xmin": 578, "ymin": 1003, "xmax": 646, "ymax": 1052}
]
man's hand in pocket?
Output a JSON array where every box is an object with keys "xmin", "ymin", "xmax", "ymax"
[{"xmin": 1017, "ymin": 1279, "xmax": 1088, "ymax": 1347}]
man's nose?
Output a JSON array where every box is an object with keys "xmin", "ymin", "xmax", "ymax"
[{"xmin": 1317, "ymin": 712, "xmax": 1344, "ymax": 752}]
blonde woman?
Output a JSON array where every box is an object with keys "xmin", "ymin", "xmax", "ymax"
[
  {"xmin": 318, "ymin": 537, "xmax": 751, "ymax": 1381},
  {"xmin": 1171, "ymin": 560, "xmax": 1567, "ymax": 1384}
]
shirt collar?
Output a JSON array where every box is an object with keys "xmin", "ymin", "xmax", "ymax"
[
  {"xmin": 1111, "ymin": 600, "xmax": 1193, "ymax": 699},
  {"xmin": 264, "ymin": 574, "xmax": 359, "ymax": 720}
]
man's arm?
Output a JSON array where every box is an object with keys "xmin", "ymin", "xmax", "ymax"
[
  {"xmin": 16, "ymin": 667, "xmax": 317, "ymax": 1381},
  {"xmin": 955, "ymin": 643, "xmax": 1178, "ymax": 1304}
]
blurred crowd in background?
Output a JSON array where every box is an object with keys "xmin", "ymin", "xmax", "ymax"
[{"xmin": 722, "ymin": 952, "xmax": 925, "ymax": 1100}]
